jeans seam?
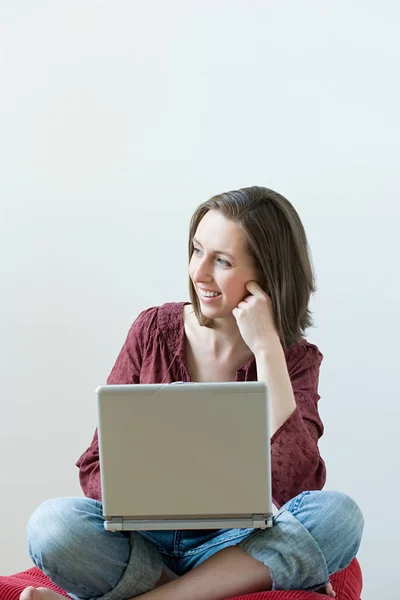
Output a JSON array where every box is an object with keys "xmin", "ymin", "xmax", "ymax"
[{"xmin": 289, "ymin": 490, "xmax": 311, "ymax": 513}]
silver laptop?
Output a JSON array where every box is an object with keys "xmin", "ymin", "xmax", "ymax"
[{"xmin": 97, "ymin": 381, "xmax": 273, "ymax": 531}]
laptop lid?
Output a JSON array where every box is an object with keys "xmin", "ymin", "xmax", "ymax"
[{"xmin": 97, "ymin": 382, "xmax": 272, "ymax": 529}]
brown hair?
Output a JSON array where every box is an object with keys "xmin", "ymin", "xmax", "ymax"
[{"xmin": 188, "ymin": 186, "xmax": 317, "ymax": 350}]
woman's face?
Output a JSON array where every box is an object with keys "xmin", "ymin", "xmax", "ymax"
[{"xmin": 189, "ymin": 209, "xmax": 260, "ymax": 319}]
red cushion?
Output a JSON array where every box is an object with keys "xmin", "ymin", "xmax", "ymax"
[{"xmin": 0, "ymin": 559, "xmax": 362, "ymax": 600}]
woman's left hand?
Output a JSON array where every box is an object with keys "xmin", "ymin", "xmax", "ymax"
[{"xmin": 232, "ymin": 281, "xmax": 281, "ymax": 356}]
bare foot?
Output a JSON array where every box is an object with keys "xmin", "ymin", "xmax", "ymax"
[
  {"xmin": 20, "ymin": 587, "xmax": 67, "ymax": 600},
  {"xmin": 316, "ymin": 582, "xmax": 336, "ymax": 597}
]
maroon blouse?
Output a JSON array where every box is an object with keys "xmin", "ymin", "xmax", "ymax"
[{"xmin": 76, "ymin": 302, "xmax": 326, "ymax": 508}]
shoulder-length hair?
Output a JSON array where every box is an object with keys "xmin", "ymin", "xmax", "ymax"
[{"xmin": 188, "ymin": 186, "xmax": 317, "ymax": 350}]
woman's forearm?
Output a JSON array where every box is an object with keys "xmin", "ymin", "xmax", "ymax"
[{"xmin": 255, "ymin": 342, "xmax": 296, "ymax": 437}]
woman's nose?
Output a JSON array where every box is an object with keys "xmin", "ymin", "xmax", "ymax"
[{"xmin": 194, "ymin": 258, "xmax": 213, "ymax": 282}]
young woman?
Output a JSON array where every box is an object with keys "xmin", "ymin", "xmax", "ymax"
[{"xmin": 21, "ymin": 187, "xmax": 363, "ymax": 600}]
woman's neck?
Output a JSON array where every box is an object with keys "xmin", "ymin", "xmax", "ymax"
[{"xmin": 187, "ymin": 307, "xmax": 252, "ymax": 362}]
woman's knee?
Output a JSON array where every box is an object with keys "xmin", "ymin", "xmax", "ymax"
[
  {"xmin": 310, "ymin": 490, "xmax": 363, "ymax": 540},
  {"xmin": 294, "ymin": 490, "xmax": 364, "ymax": 573},
  {"xmin": 27, "ymin": 496, "xmax": 103, "ymax": 569},
  {"xmin": 26, "ymin": 496, "xmax": 138, "ymax": 598}
]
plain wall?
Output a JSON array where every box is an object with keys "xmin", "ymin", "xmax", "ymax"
[{"xmin": 1, "ymin": 2, "xmax": 399, "ymax": 599}]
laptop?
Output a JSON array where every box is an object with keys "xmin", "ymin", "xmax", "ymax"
[{"xmin": 97, "ymin": 381, "xmax": 273, "ymax": 531}]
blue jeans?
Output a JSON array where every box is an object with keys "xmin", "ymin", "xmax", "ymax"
[{"xmin": 27, "ymin": 490, "xmax": 363, "ymax": 599}]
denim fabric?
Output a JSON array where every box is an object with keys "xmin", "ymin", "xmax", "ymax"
[
  {"xmin": 27, "ymin": 497, "xmax": 163, "ymax": 600},
  {"xmin": 27, "ymin": 491, "xmax": 363, "ymax": 599},
  {"xmin": 238, "ymin": 490, "xmax": 364, "ymax": 591}
]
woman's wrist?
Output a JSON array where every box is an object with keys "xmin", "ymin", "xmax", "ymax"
[{"xmin": 253, "ymin": 336, "xmax": 283, "ymax": 364}]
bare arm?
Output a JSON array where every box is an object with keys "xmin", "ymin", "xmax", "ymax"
[{"xmin": 255, "ymin": 341, "xmax": 296, "ymax": 437}]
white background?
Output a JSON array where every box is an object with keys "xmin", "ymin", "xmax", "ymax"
[{"xmin": 1, "ymin": 2, "xmax": 399, "ymax": 599}]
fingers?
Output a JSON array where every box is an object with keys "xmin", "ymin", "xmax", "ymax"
[
  {"xmin": 237, "ymin": 300, "xmax": 250, "ymax": 310},
  {"xmin": 232, "ymin": 307, "xmax": 239, "ymax": 320},
  {"xmin": 236, "ymin": 286, "xmax": 270, "ymax": 311},
  {"xmin": 245, "ymin": 280, "xmax": 268, "ymax": 298}
]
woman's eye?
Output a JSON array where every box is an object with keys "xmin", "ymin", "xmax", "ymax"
[
  {"xmin": 217, "ymin": 258, "xmax": 231, "ymax": 267},
  {"xmin": 192, "ymin": 247, "xmax": 201, "ymax": 255}
]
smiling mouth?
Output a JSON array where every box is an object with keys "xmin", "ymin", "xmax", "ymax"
[{"xmin": 198, "ymin": 289, "xmax": 222, "ymax": 298}]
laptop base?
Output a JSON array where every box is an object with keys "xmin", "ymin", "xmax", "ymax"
[{"xmin": 104, "ymin": 514, "xmax": 274, "ymax": 531}]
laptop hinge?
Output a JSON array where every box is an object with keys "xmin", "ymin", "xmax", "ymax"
[
  {"xmin": 252, "ymin": 514, "xmax": 273, "ymax": 529},
  {"xmin": 105, "ymin": 517, "xmax": 123, "ymax": 531}
]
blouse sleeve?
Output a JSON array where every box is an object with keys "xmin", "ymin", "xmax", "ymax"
[
  {"xmin": 270, "ymin": 341, "xmax": 326, "ymax": 508},
  {"xmin": 75, "ymin": 307, "xmax": 157, "ymax": 500}
]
